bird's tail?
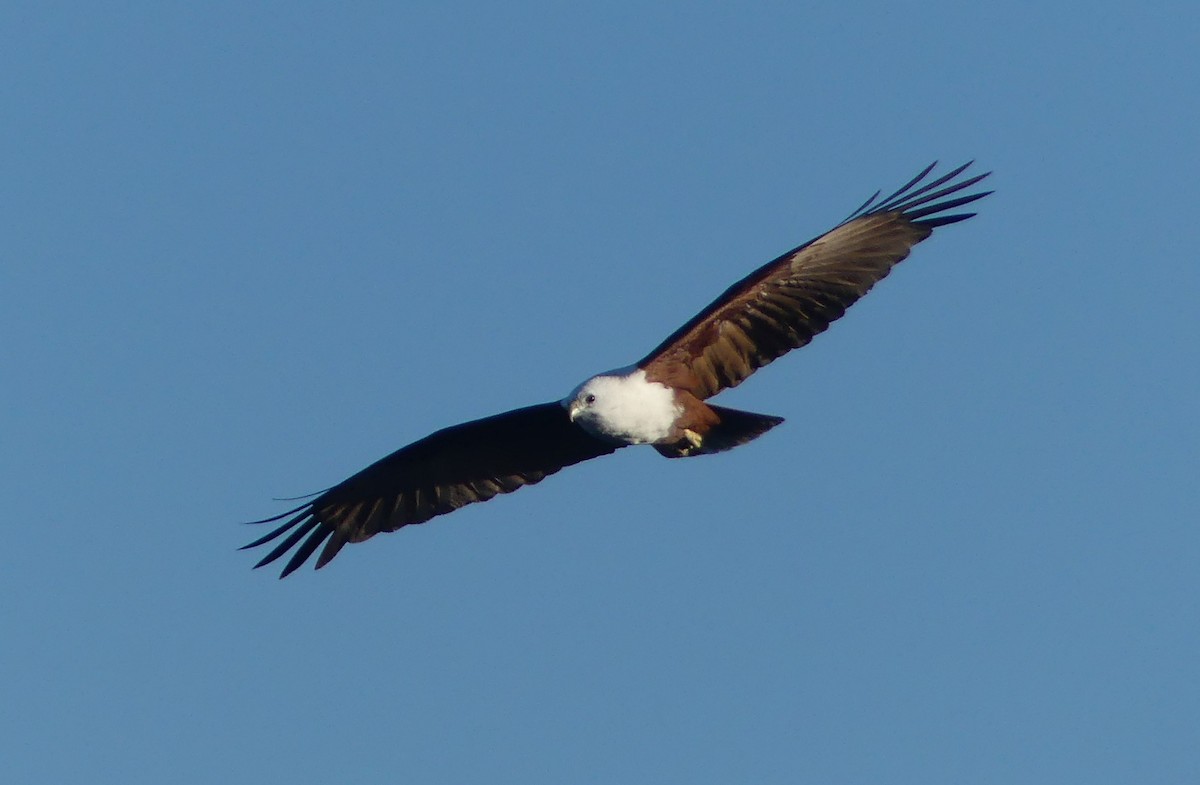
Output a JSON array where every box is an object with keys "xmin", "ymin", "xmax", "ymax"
[
  {"xmin": 701, "ymin": 405, "xmax": 785, "ymax": 453},
  {"xmin": 655, "ymin": 405, "xmax": 784, "ymax": 458}
]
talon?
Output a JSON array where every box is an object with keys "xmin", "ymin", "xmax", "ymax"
[{"xmin": 684, "ymin": 429, "xmax": 703, "ymax": 449}]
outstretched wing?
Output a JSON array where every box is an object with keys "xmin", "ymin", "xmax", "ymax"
[
  {"xmin": 243, "ymin": 402, "xmax": 618, "ymax": 577},
  {"xmin": 638, "ymin": 162, "xmax": 992, "ymax": 399}
]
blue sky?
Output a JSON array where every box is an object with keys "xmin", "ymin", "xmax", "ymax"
[{"xmin": 3, "ymin": 2, "xmax": 1198, "ymax": 783}]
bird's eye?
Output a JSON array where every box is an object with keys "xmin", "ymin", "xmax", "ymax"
[{"xmin": 585, "ymin": 394, "xmax": 596, "ymax": 405}]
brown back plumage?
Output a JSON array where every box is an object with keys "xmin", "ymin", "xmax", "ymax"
[{"xmin": 638, "ymin": 162, "xmax": 991, "ymax": 399}]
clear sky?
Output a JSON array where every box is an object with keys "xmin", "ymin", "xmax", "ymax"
[{"xmin": 3, "ymin": 2, "xmax": 1198, "ymax": 783}]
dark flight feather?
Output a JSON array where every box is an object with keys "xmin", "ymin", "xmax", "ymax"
[{"xmin": 242, "ymin": 402, "xmax": 617, "ymax": 577}]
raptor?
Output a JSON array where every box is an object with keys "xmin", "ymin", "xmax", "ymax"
[{"xmin": 243, "ymin": 161, "xmax": 991, "ymax": 577}]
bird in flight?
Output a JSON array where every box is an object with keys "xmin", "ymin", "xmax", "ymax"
[{"xmin": 244, "ymin": 161, "xmax": 991, "ymax": 577}]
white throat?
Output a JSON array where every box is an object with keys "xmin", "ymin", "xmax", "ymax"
[{"xmin": 562, "ymin": 367, "xmax": 680, "ymax": 445}]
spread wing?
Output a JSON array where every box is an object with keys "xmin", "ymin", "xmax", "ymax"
[
  {"xmin": 242, "ymin": 402, "xmax": 618, "ymax": 577},
  {"xmin": 638, "ymin": 162, "xmax": 992, "ymax": 399}
]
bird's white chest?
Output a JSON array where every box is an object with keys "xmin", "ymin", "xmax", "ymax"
[{"xmin": 564, "ymin": 368, "xmax": 681, "ymax": 445}]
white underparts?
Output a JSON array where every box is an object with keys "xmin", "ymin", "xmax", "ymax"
[{"xmin": 562, "ymin": 367, "xmax": 681, "ymax": 445}]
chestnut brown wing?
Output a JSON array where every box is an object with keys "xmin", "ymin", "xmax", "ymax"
[{"xmin": 639, "ymin": 162, "xmax": 991, "ymax": 399}]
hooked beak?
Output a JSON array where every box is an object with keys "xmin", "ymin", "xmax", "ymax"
[{"xmin": 567, "ymin": 400, "xmax": 583, "ymax": 422}]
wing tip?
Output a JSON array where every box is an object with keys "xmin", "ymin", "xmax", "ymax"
[
  {"xmin": 241, "ymin": 501, "xmax": 338, "ymax": 578},
  {"xmin": 846, "ymin": 161, "xmax": 993, "ymax": 227}
]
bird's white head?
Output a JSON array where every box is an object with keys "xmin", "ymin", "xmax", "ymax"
[{"xmin": 561, "ymin": 366, "xmax": 679, "ymax": 445}]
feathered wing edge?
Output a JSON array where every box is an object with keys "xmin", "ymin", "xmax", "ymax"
[
  {"xmin": 240, "ymin": 501, "xmax": 336, "ymax": 579},
  {"xmin": 841, "ymin": 160, "xmax": 991, "ymax": 228}
]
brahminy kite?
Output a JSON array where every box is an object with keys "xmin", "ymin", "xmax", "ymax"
[{"xmin": 244, "ymin": 161, "xmax": 991, "ymax": 577}]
